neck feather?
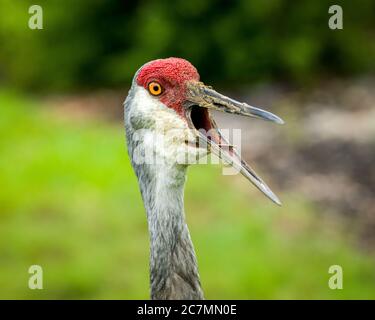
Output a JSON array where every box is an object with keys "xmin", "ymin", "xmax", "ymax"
[
  {"xmin": 134, "ymin": 161, "xmax": 203, "ymax": 299},
  {"xmin": 124, "ymin": 87, "xmax": 204, "ymax": 299}
]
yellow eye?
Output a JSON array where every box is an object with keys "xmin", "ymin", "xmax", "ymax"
[{"xmin": 148, "ymin": 81, "xmax": 163, "ymax": 96}]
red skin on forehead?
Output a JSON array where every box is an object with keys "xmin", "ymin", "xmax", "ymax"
[{"xmin": 136, "ymin": 58, "xmax": 200, "ymax": 117}]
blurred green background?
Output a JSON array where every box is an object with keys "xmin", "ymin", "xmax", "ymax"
[{"xmin": 1, "ymin": 0, "xmax": 375, "ymax": 299}]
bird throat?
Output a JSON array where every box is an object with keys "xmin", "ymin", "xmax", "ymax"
[{"xmin": 136, "ymin": 163, "xmax": 204, "ymax": 300}]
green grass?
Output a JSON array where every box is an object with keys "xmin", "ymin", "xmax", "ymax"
[{"xmin": 0, "ymin": 89, "xmax": 374, "ymax": 299}]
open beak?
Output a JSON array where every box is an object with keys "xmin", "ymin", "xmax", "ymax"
[{"xmin": 184, "ymin": 81, "xmax": 284, "ymax": 206}]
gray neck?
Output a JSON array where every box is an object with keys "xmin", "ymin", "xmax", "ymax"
[
  {"xmin": 132, "ymin": 161, "xmax": 204, "ymax": 300},
  {"xmin": 124, "ymin": 85, "xmax": 203, "ymax": 299}
]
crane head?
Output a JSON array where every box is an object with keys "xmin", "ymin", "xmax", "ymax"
[{"xmin": 125, "ymin": 57, "xmax": 284, "ymax": 205}]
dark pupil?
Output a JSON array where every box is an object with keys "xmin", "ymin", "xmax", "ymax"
[{"xmin": 153, "ymin": 85, "xmax": 159, "ymax": 92}]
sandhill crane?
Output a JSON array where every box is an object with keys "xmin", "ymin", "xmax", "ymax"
[{"xmin": 124, "ymin": 58, "xmax": 283, "ymax": 300}]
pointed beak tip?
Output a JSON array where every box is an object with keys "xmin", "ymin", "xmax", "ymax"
[
  {"xmin": 270, "ymin": 195, "xmax": 282, "ymax": 206},
  {"xmin": 273, "ymin": 116, "xmax": 285, "ymax": 125}
]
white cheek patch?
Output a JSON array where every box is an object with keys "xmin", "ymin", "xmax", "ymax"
[
  {"xmin": 131, "ymin": 86, "xmax": 188, "ymax": 131},
  {"xmin": 127, "ymin": 85, "xmax": 208, "ymax": 165}
]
